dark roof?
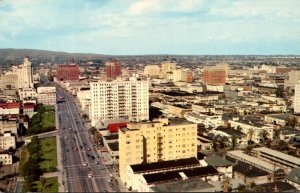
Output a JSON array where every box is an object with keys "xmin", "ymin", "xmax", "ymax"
[
  {"xmin": 143, "ymin": 166, "xmax": 219, "ymax": 184},
  {"xmin": 205, "ymin": 155, "xmax": 234, "ymax": 167},
  {"xmin": 107, "ymin": 141, "xmax": 119, "ymax": 151},
  {"xmin": 197, "ymin": 152, "xmax": 205, "ymax": 160},
  {"xmin": 103, "ymin": 134, "xmax": 118, "ymax": 141},
  {"xmin": 161, "ymin": 91, "xmax": 196, "ymax": 97},
  {"xmin": 226, "ymin": 156, "xmax": 269, "ymax": 177},
  {"xmin": 255, "ymin": 182, "xmax": 297, "ymax": 192},
  {"xmin": 183, "ymin": 166, "xmax": 218, "ymax": 178},
  {"xmin": 215, "ymin": 127, "xmax": 246, "ymax": 136},
  {"xmin": 130, "ymin": 157, "xmax": 199, "ymax": 173},
  {"xmin": 144, "ymin": 171, "xmax": 182, "ymax": 184},
  {"xmin": 286, "ymin": 167, "xmax": 300, "ymax": 184}
]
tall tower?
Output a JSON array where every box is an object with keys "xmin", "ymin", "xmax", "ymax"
[
  {"xmin": 23, "ymin": 56, "xmax": 34, "ymax": 88},
  {"xmin": 294, "ymin": 80, "xmax": 300, "ymax": 114}
]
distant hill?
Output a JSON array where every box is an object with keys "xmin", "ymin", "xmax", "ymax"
[{"xmin": 0, "ymin": 48, "xmax": 107, "ymax": 59}]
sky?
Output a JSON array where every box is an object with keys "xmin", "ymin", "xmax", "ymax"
[{"xmin": 0, "ymin": 0, "xmax": 300, "ymax": 55}]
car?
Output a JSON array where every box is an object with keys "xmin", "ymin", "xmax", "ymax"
[
  {"xmin": 83, "ymin": 143, "xmax": 87, "ymax": 146},
  {"xmin": 87, "ymin": 168, "xmax": 91, "ymax": 171},
  {"xmin": 87, "ymin": 148, "xmax": 91, "ymax": 151},
  {"xmin": 91, "ymin": 156, "xmax": 95, "ymax": 160},
  {"xmin": 74, "ymin": 131, "xmax": 77, "ymax": 134},
  {"xmin": 88, "ymin": 174, "xmax": 93, "ymax": 178},
  {"xmin": 95, "ymin": 161, "xmax": 100, "ymax": 164},
  {"xmin": 79, "ymin": 145, "xmax": 83, "ymax": 149},
  {"xmin": 69, "ymin": 128, "xmax": 72, "ymax": 130},
  {"xmin": 83, "ymin": 162, "xmax": 88, "ymax": 167},
  {"xmin": 64, "ymin": 136, "xmax": 68, "ymax": 140},
  {"xmin": 86, "ymin": 153, "xmax": 90, "ymax": 157}
]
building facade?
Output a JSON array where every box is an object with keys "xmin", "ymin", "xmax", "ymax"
[
  {"xmin": 36, "ymin": 86, "xmax": 56, "ymax": 105},
  {"xmin": 118, "ymin": 118, "xmax": 198, "ymax": 183},
  {"xmin": 0, "ymin": 153, "xmax": 13, "ymax": 165},
  {"xmin": 203, "ymin": 64, "xmax": 228, "ymax": 86},
  {"xmin": 294, "ymin": 81, "xmax": 300, "ymax": 114},
  {"xmin": 89, "ymin": 78, "xmax": 149, "ymax": 127},
  {"xmin": 56, "ymin": 64, "xmax": 80, "ymax": 81},
  {"xmin": 0, "ymin": 133, "xmax": 16, "ymax": 150},
  {"xmin": 105, "ymin": 59, "xmax": 122, "ymax": 80}
]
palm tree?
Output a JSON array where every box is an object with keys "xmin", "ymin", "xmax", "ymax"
[
  {"xmin": 231, "ymin": 135, "xmax": 238, "ymax": 149},
  {"xmin": 247, "ymin": 129, "xmax": 254, "ymax": 142},
  {"xmin": 273, "ymin": 129, "xmax": 280, "ymax": 141},
  {"xmin": 222, "ymin": 176, "xmax": 232, "ymax": 192},
  {"xmin": 249, "ymin": 181, "xmax": 256, "ymax": 191}
]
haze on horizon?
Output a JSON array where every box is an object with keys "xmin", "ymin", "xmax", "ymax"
[{"xmin": 0, "ymin": 0, "xmax": 300, "ymax": 55}]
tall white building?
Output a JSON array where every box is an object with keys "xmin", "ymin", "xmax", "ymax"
[
  {"xmin": 294, "ymin": 81, "xmax": 300, "ymax": 114},
  {"xmin": 89, "ymin": 78, "xmax": 149, "ymax": 127},
  {"xmin": 285, "ymin": 70, "xmax": 300, "ymax": 88},
  {"xmin": 11, "ymin": 56, "xmax": 34, "ymax": 89}
]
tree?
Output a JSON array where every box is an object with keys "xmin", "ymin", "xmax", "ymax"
[
  {"xmin": 249, "ymin": 181, "xmax": 256, "ymax": 191},
  {"xmin": 286, "ymin": 116, "xmax": 298, "ymax": 128},
  {"xmin": 276, "ymin": 87, "xmax": 284, "ymax": 98},
  {"xmin": 231, "ymin": 135, "xmax": 238, "ymax": 149},
  {"xmin": 277, "ymin": 140, "xmax": 288, "ymax": 151},
  {"xmin": 40, "ymin": 177, "xmax": 46, "ymax": 192},
  {"xmin": 221, "ymin": 177, "xmax": 232, "ymax": 192},
  {"xmin": 237, "ymin": 125, "xmax": 243, "ymax": 132},
  {"xmin": 273, "ymin": 129, "xmax": 281, "ymax": 142},
  {"xmin": 259, "ymin": 130, "xmax": 270, "ymax": 144}
]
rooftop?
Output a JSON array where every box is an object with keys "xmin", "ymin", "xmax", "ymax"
[
  {"xmin": 205, "ymin": 155, "xmax": 234, "ymax": 167},
  {"xmin": 226, "ymin": 156, "xmax": 269, "ymax": 177},
  {"xmin": 107, "ymin": 141, "xmax": 119, "ymax": 152},
  {"xmin": 215, "ymin": 127, "xmax": 246, "ymax": 137},
  {"xmin": 103, "ymin": 134, "xmax": 118, "ymax": 141},
  {"xmin": 253, "ymin": 147, "xmax": 300, "ymax": 165},
  {"xmin": 143, "ymin": 166, "xmax": 219, "ymax": 184},
  {"xmin": 150, "ymin": 178, "xmax": 213, "ymax": 192},
  {"xmin": 130, "ymin": 157, "xmax": 200, "ymax": 173},
  {"xmin": 286, "ymin": 167, "xmax": 300, "ymax": 184}
]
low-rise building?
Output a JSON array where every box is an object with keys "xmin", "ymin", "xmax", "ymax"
[
  {"xmin": 0, "ymin": 120, "xmax": 18, "ymax": 134},
  {"xmin": 286, "ymin": 168, "xmax": 300, "ymax": 190},
  {"xmin": 23, "ymin": 103, "xmax": 35, "ymax": 118},
  {"xmin": 0, "ymin": 132, "xmax": 16, "ymax": 150},
  {"xmin": 204, "ymin": 155, "xmax": 234, "ymax": 178},
  {"xmin": 37, "ymin": 86, "xmax": 56, "ymax": 105},
  {"xmin": 0, "ymin": 102, "xmax": 20, "ymax": 116},
  {"xmin": 19, "ymin": 88, "xmax": 37, "ymax": 100},
  {"xmin": 0, "ymin": 153, "xmax": 13, "ymax": 165}
]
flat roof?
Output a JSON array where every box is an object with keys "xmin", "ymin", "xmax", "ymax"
[
  {"xmin": 107, "ymin": 141, "xmax": 119, "ymax": 151},
  {"xmin": 226, "ymin": 156, "xmax": 270, "ymax": 177},
  {"xmin": 215, "ymin": 127, "xmax": 245, "ymax": 136},
  {"xmin": 253, "ymin": 147, "xmax": 300, "ymax": 165},
  {"xmin": 227, "ymin": 150, "xmax": 281, "ymax": 172},
  {"xmin": 205, "ymin": 155, "xmax": 234, "ymax": 167},
  {"xmin": 103, "ymin": 134, "xmax": 118, "ymax": 141},
  {"xmin": 143, "ymin": 166, "xmax": 219, "ymax": 184},
  {"xmin": 130, "ymin": 157, "xmax": 200, "ymax": 173},
  {"xmin": 150, "ymin": 178, "xmax": 213, "ymax": 192}
]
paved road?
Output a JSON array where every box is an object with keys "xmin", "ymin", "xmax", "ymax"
[{"xmin": 57, "ymin": 86, "xmax": 112, "ymax": 192}]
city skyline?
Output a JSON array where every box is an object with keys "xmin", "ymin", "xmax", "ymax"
[{"xmin": 1, "ymin": 0, "xmax": 300, "ymax": 55}]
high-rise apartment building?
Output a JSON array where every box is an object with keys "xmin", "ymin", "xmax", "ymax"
[
  {"xmin": 105, "ymin": 59, "xmax": 122, "ymax": 80},
  {"xmin": 118, "ymin": 118, "xmax": 197, "ymax": 183},
  {"xmin": 56, "ymin": 64, "xmax": 80, "ymax": 81},
  {"xmin": 89, "ymin": 77, "xmax": 149, "ymax": 127},
  {"xmin": 294, "ymin": 81, "xmax": 300, "ymax": 114},
  {"xmin": 203, "ymin": 64, "xmax": 228, "ymax": 86}
]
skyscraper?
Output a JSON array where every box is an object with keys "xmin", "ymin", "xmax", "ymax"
[
  {"xmin": 89, "ymin": 77, "xmax": 149, "ymax": 127},
  {"xmin": 294, "ymin": 81, "xmax": 300, "ymax": 114},
  {"xmin": 11, "ymin": 56, "xmax": 34, "ymax": 89},
  {"xmin": 105, "ymin": 59, "xmax": 122, "ymax": 80}
]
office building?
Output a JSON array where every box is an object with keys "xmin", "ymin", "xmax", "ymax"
[
  {"xmin": 36, "ymin": 86, "xmax": 56, "ymax": 105},
  {"xmin": 11, "ymin": 56, "xmax": 34, "ymax": 89},
  {"xmin": 118, "ymin": 118, "xmax": 197, "ymax": 183},
  {"xmin": 143, "ymin": 65, "xmax": 161, "ymax": 77},
  {"xmin": 0, "ymin": 102, "xmax": 20, "ymax": 116},
  {"xmin": 19, "ymin": 88, "xmax": 37, "ymax": 100},
  {"xmin": 161, "ymin": 61, "xmax": 176, "ymax": 73},
  {"xmin": 56, "ymin": 64, "xmax": 80, "ymax": 81},
  {"xmin": 105, "ymin": 59, "xmax": 122, "ymax": 80},
  {"xmin": 89, "ymin": 77, "xmax": 149, "ymax": 127},
  {"xmin": 294, "ymin": 81, "xmax": 300, "ymax": 114},
  {"xmin": 203, "ymin": 64, "xmax": 228, "ymax": 86},
  {"xmin": 0, "ymin": 73, "xmax": 18, "ymax": 89}
]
